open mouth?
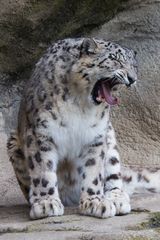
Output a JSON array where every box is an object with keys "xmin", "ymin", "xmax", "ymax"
[{"xmin": 91, "ymin": 78, "xmax": 122, "ymax": 105}]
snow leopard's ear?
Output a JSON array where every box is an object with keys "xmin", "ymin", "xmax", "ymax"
[{"xmin": 80, "ymin": 38, "xmax": 97, "ymax": 55}]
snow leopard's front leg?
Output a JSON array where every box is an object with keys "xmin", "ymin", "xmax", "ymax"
[
  {"xmin": 26, "ymin": 116, "xmax": 64, "ymax": 219},
  {"xmin": 104, "ymin": 122, "xmax": 131, "ymax": 215},
  {"xmin": 79, "ymin": 138, "xmax": 116, "ymax": 218}
]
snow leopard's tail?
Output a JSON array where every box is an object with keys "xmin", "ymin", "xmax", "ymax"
[
  {"xmin": 7, "ymin": 131, "xmax": 30, "ymax": 201},
  {"xmin": 122, "ymin": 166, "xmax": 160, "ymax": 195}
]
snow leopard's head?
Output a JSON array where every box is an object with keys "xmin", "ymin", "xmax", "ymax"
[{"xmin": 70, "ymin": 38, "xmax": 138, "ymax": 106}]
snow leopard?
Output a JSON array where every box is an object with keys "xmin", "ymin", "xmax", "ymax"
[{"xmin": 7, "ymin": 37, "xmax": 160, "ymax": 219}]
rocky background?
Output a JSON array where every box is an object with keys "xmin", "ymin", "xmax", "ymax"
[{"xmin": 0, "ymin": 0, "xmax": 160, "ymax": 206}]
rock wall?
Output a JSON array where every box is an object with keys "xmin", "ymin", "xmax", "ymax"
[
  {"xmin": 0, "ymin": 0, "xmax": 126, "ymax": 76},
  {"xmin": 0, "ymin": 0, "xmax": 160, "ymax": 205},
  {"xmin": 91, "ymin": 0, "xmax": 160, "ymax": 167}
]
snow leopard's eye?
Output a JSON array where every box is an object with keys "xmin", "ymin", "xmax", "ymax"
[{"xmin": 108, "ymin": 53, "xmax": 117, "ymax": 60}]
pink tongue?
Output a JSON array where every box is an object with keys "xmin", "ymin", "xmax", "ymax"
[{"xmin": 101, "ymin": 83, "xmax": 118, "ymax": 105}]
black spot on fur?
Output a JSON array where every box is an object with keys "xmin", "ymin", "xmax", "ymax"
[
  {"xmin": 114, "ymin": 145, "xmax": 118, "ymax": 151},
  {"xmin": 109, "ymin": 157, "xmax": 119, "ymax": 165},
  {"xmin": 101, "ymin": 111, "xmax": 105, "ymax": 119},
  {"xmin": 40, "ymin": 120, "xmax": 48, "ymax": 128},
  {"xmin": 123, "ymin": 176, "xmax": 132, "ymax": 183},
  {"xmin": 108, "ymin": 125, "xmax": 112, "ymax": 130},
  {"xmin": 47, "ymin": 137, "xmax": 57, "ymax": 147},
  {"xmin": 100, "ymin": 150, "xmax": 105, "ymax": 160},
  {"xmin": 88, "ymin": 149, "xmax": 96, "ymax": 156},
  {"xmin": 60, "ymin": 121, "xmax": 66, "ymax": 127},
  {"xmin": 98, "ymin": 58, "xmax": 108, "ymax": 66},
  {"xmin": 77, "ymin": 167, "xmax": 83, "ymax": 174},
  {"xmin": 91, "ymin": 142, "xmax": 103, "ymax": 147},
  {"xmin": 112, "ymin": 187, "xmax": 119, "ymax": 191},
  {"xmin": 62, "ymin": 87, "xmax": 69, "ymax": 101},
  {"xmin": 54, "ymin": 85, "xmax": 61, "ymax": 95},
  {"xmin": 40, "ymin": 146, "xmax": 51, "ymax": 152},
  {"xmin": 51, "ymin": 112, "xmax": 57, "ymax": 120},
  {"xmin": 106, "ymin": 173, "xmax": 121, "ymax": 181},
  {"xmin": 36, "ymin": 118, "xmax": 40, "ymax": 123},
  {"xmin": 82, "ymin": 173, "xmax": 86, "ymax": 179},
  {"xmin": 99, "ymin": 173, "xmax": 102, "ymax": 181},
  {"xmin": 85, "ymin": 158, "xmax": 96, "ymax": 166},
  {"xmin": 101, "ymin": 206, "xmax": 106, "ymax": 214},
  {"xmin": 43, "ymin": 205, "xmax": 45, "ymax": 214},
  {"xmin": 48, "ymin": 187, "xmax": 54, "ymax": 195},
  {"xmin": 26, "ymin": 135, "xmax": 33, "ymax": 148},
  {"xmin": 40, "ymin": 192, "xmax": 46, "ymax": 196},
  {"xmin": 47, "ymin": 160, "xmax": 53, "ymax": 170},
  {"xmin": 97, "ymin": 190, "xmax": 100, "ymax": 195},
  {"xmin": 49, "ymin": 203, "xmax": 53, "ymax": 211},
  {"xmin": 28, "ymin": 156, "xmax": 34, "ymax": 170},
  {"xmin": 15, "ymin": 149, "xmax": 24, "ymax": 158},
  {"xmin": 45, "ymin": 102, "xmax": 53, "ymax": 110},
  {"xmin": 33, "ymin": 178, "xmax": 40, "ymax": 187},
  {"xmin": 93, "ymin": 178, "xmax": 98, "ymax": 185},
  {"xmin": 91, "ymin": 206, "xmax": 94, "ymax": 214},
  {"xmin": 33, "ymin": 192, "xmax": 37, "ymax": 196},
  {"xmin": 137, "ymin": 173, "xmax": 142, "ymax": 182},
  {"xmin": 59, "ymin": 55, "xmax": 66, "ymax": 62},
  {"xmin": 42, "ymin": 178, "xmax": 49, "ymax": 187},
  {"xmin": 35, "ymin": 109, "xmax": 39, "ymax": 113},
  {"xmin": 84, "ymin": 202, "xmax": 88, "ymax": 209},
  {"xmin": 87, "ymin": 188, "xmax": 95, "ymax": 196},
  {"xmin": 87, "ymin": 63, "xmax": 95, "ymax": 68},
  {"xmin": 35, "ymin": 152, "xmax": 41, "ymax": 163},
  {"xmin": 78, "ymin": 152, "xmax": 83, "ymax": 158},
  {"xmin": 82, "ymin": 73, "xmax": 88, "ymax": 78},
  {"xmin": 37, "ymin": 140, "xmax": 42, "ymax": 146}
]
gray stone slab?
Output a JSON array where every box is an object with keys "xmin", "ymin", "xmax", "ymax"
[{"xmin": 0, "ymin": 194, "xmax": 160, "ymax": 240}]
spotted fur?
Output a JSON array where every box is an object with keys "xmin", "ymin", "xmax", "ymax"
[{"xmin": 7, "ymin": 38, "xmax": 159, "ymax": 220}]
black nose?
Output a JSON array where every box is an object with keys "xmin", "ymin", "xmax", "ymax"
[{"xmin": 127, "ymin": 75, "xmax": 136, "ymax": 87}]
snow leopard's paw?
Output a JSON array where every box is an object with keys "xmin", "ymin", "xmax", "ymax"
[
  {"xmin": 30, "ymin": 197, "xmax": 64, "ymax": 219},
  {"xmin": 79, "ymin": 195, "xmax": 116, "ymax": 218},
  {"xmin": 105, "ymin": 189, "xmax": 131, "ymax": 215}
]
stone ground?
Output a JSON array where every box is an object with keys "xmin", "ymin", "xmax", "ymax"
[{"xmin": 1, "ymin": 193, "xmax": 160, "ymax": 240}]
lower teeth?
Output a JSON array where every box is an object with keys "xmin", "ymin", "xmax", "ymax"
[
  {"xmin": 96, "ymin": 96, "xmax": 102, "ymax": 102},
  {"xmin": 96, "ymin": 96, "xmax": 105, "ymax": 102}
]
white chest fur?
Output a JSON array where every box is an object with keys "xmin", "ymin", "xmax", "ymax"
[{"xmin": 39, "ymin": 102, "xmax": 109, "ymax": 161}]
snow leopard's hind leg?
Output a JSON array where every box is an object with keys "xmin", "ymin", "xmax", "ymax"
[
  {"xmin": 7, "ymin": 131, "xmax": 30, "ymax": 201},
  {"xmin": 104, "ymin": 122, "xmax": 131, "ymax": 215}
]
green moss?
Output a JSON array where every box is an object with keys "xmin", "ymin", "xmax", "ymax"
[
  {"xmin": 127, "ymin": 212, "xmax": 160, "ymax": 233},
  {"xmin": 143, "ymin": 212, "xmax": 160, "ymax": 229}
]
